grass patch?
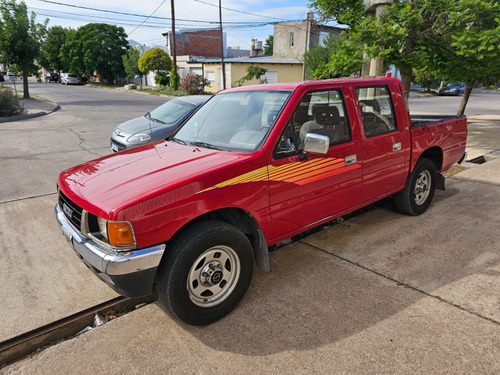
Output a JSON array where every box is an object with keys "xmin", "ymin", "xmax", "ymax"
[
  {"xmin": 484, "ymin": 85, "xmax": 498, "ymax": 91},
  {"xmin": 136, "ymin": 87, "xmax": 188, "ymax": 96}
]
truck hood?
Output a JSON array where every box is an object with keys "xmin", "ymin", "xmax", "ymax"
[{"xmin": 58, "ymin": 141, "xmax": 248, "ymax": 218}]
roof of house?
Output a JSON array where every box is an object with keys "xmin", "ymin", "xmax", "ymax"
[{"xmin": 198, "ymin": 56, "xmax": 303, "ymax": 65}]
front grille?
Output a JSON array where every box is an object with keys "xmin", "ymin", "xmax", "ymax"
[
  {"xmin": 59, "ymin": 191, "xmax": 83, "ymax": 230},
  {"xmin": 111, "ymin": 140, "xmax": 127, "ymax": 152}
]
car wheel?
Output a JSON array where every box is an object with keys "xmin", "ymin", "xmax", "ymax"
[
  {"xmin": 394, "ymin": 158, "xmax": 436, "ymax": 216},
  {"xmin": 156, "ymin": 220, "xmax": 254, "ymax": 325}
]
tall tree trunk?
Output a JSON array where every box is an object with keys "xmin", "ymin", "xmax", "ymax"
[
  {"xmin": 22, "ymin": 73, "xmax": 30, "ymax": 99},
  {"xmin": 457, "ymin": 82, "xmax": 474, "ymax": 116},
  {"xmin": 400, "ymin": 69, "xmax": 412, "ymax": 101}
]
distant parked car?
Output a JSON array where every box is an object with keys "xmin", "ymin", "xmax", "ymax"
[
  {"xmin": 110, "ymin": 95, "xmax": 211, "ymax": 152},
  {"xmin": 45, "ymin": 72, "xmax": 60, "ymax": 83},
  {"xmin": 60, "ymin": 73, "xmax": 81, "ymax": 85},
  {"xmin": 439, "ymin": 83, "xmax": 466, "ymax": 96}
]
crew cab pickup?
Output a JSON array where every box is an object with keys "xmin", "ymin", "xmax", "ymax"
[{"xmin": 55, "ymin": 77, "xmax": 467, "ymax": 325}]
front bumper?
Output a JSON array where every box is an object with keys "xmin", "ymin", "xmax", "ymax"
[{"xmin": 55, "ymin": 204, "xmax": 165, "ymax": 297}]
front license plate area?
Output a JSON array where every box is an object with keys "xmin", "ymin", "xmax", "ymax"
[{"xmin": 61, "ymin": 225, "xmax": 73, "ymax": 246}]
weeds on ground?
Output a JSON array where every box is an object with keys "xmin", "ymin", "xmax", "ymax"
[
  {"xmin": 0, "ymin": 85, "xmax": 25, "ymax": 117},
  {"xmin": 136, "ymin": 87, "xmax": 188, "ymax": 96}
]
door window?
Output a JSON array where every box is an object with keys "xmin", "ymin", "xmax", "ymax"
[
  {"xmin": 274, "ymin": 89, "xmax": 351, "ymax": 159},
  {"xmin": 355, "ymin": 86, "xmax": 397, "ymax": 138}
]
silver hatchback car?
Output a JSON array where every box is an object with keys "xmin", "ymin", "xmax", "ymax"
[
  {"xmin": 60, "ymin": 73, "xmax": 81, "ymax": 85},
  {"xmin": 110, "ymin": 95, "xmax": 211, "ymax": 152}
]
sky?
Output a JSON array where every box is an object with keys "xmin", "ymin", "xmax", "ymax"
[{"xmin": 22, "ymin": 0, "xmax": 341, "ymax": 50}]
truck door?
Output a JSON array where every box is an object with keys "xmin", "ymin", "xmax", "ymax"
[
  {"xmin": 355, "ymin": 85, "xmax": 410, "ymax": 203},
  {"xmin": 269, "ymin": 88, "xmax": 362, "ymax": 240}
]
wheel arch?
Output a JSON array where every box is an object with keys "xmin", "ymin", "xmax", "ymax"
[
  {"xmin": 165, "ymin": 207, "xmax": 270, "ymax": 273},
  {"xmin": 415, "ymin": 147, "xmax": 443, "ymax": 172}
]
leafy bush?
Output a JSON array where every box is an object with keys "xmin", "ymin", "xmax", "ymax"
[
  {"xmin": 0, "ymin": 87, "xmax": 25, "ymax": 117},
  {"xmin": 181, "ymin": 74, "xmax": 210, "ymax": 95},
  {"xmin": 170, "ymin": 68, "xmax": 180, "ymax": 90},
  {"xmin": 155, "ymin": 70, "xmax": 170, "ymax": 86}
]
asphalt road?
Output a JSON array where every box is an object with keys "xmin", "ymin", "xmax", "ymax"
[
  {"xmin": 1, "ymin": 80, "xmax": 166, "ymax": 202},
  {"xmin": 409, "ymin": 88, "xmax": 500, "ymax": 116}
]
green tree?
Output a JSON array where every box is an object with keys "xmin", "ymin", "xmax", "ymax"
[
  {"xmin": 122, "ymin": 45, "xmax": 143, "ymax": 87},
  {"xmin": 309, "ymin": 0, "xmax": 364, "ymax": 28},
  {"xmin": 413, "ymin": 69, "xmax": 441, "ymax": 92},
  {"xmin": 235, "ymin": 65, "xmax": 268, "ymax": 86},
  {"xmin": 263, "ymin": 35, "xmax": 273, "ymax": 56},
  {"xmin": 438, "ymin": 0, "xmax": 500, "ymax": 115},
  {"xmin": 59, "ymin": 28, "xmax": 81, "ymax": 74},
  {"xmin": 303, "ymin": 34, "xmax": 363, "ymax": 79},
  {"xmin": 138, "ymin": 47, "xmax": 173, "ymax": 77},
  {"xmin": 309, "ymin": 0, "xmax": 499, "ymax": 117},
  {"xmin": 39, "ymin": 25, "xmax": 69, "ymax": 73},
  {"xmin": 170, "ymin": 67, "xmax": 179, "ymax": 90},
  {"xmin": 61, "ymin": 23, "xmax": 128, "ymax": 82},
  {"xmin": 0, "ymin": 0, "xmax": 47, "ymax": 98},
  {"xmin": 79, "ymin": 23, "xmax": 128, "ymax": 82}
]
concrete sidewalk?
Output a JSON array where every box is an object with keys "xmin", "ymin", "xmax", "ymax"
[{"xmin": 3, "ymin": 166, "xmax": 499, "ymax": 374}]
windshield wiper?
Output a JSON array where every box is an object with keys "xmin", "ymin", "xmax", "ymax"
[
  {"xmin": 145, "ymin": 112, "xmax": 166, "ymax": 124},
  {"xmin": 150, "ymin": 117, "xmax": 166, "ymax": 124},
  {"xmin": 169, "ymin": 137, "xmax": 186, "ymax": 145},
  {"xmin": 190, "ymin": 141, "xmax": 221, "ymax": 150}
]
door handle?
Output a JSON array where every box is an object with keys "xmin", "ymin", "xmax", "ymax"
[
  {"xmin": 345, "ymin": 154, "xmax": 357, "ymax": 166},
  {"xmin": 393, "ymin": 142, "xmax": 402, "ymax": 152}
]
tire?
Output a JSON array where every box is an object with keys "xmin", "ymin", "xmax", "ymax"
[
  {"xmin": 394, "ymin": 158, "xmax": 436, "ymax": 216},
  {"xmin": 156, "ymin": 220, "xmax": 254, "ymax": 325}
]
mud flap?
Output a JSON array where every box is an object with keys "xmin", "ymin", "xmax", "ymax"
[
  {"xmin": 436, "ymin": 172, "xmax": 446, "ymax": 191},
  {"xmin": 255, "ymin": 229, "xmax": 271, "ymax": 272}
]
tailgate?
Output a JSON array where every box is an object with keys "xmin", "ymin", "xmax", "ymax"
[{"xmin": 409, "ymin": 115, "xmax": 467, "ymax": 171}]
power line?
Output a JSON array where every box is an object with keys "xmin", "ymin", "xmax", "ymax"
[
  {"xmin": 35, "ymin": 0, "xmax": 293, "ymax": 25},
  {"xmin": 128, "ymin": 0, "xmax": 167, "ymax": 35},
  {"xmin": 193, "ymin": 0, "xmax": 289, "ymax": 21}
]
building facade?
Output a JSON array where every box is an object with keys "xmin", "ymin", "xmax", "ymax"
[
  {"xmin": 202, "ymin": 57, "xmax": 303, "ymax": 93},
  {"xmin": 162, "ymin": 29, "xmax": 226, "ymax": 58},
  {"xmin": 273, "ymin": 12, "xmax": 343, "ymax": 62}
]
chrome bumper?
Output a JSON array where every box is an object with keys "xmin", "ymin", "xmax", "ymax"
[{"xmin": 55, "ymin": 204, "xmax": 165, "ymax": 296}]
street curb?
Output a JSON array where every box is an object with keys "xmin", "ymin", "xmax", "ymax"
[{"xmin": 0, "ymin": 103, "xmax": 60, "ymax": 124}]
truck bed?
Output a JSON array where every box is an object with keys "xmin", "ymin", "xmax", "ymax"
[{"xmin": 411, "ymin": 114, "xmax": 466, "ymax": 128}]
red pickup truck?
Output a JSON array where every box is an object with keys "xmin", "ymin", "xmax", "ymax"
[{"xmin": 56, "ymin": 77, "xmax": 467, "ymax": 325}]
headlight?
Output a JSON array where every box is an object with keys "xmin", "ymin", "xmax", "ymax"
[
  {"xmin": 97, "ymin": 216, "xmax": 108, "ymax": 240},
  {"xmin": 127, "ymin": 133, "xmax": 151, "ymax": 144}
]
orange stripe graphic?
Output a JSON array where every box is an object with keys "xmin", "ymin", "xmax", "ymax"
[{"xmin": 201, "ymin": 157, "xmax": 346, "ymax": 192}]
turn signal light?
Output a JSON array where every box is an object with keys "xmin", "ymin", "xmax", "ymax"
[{"xmin": 108, "ymin": 221, "xmax": 136, "ymax": 247}]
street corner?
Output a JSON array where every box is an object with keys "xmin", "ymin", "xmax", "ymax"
[{"xmin": 0, "ymin": 96, "xmax": 60, "ymax": 123}]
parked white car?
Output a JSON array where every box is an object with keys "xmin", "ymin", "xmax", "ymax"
[{"xmin": 60, "ymin": 73, "xmax": 81, "ymax": 85}]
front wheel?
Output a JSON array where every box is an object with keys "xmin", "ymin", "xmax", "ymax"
[
  {"xmin": 394, "ymin": 158, "xmax": 437, "ymax": 216},
  {"xmin": 156, "ymin": 220, "xmax": 254, "ymax": 325}
]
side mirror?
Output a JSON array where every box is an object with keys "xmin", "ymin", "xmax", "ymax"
[{"xmin": 303, "ymin": 133, "xmax": 329, "ymax": 155}]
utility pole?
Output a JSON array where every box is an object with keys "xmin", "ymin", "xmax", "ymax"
[
  {"xmin": 219, "ymin": 0, "xmax": 226, "ymax": 90},
  {"xmin": 170, "ymin": 0, "xmax": 178, "ymax": 90}
]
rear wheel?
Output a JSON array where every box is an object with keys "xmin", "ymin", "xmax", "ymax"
[
  {"xmin": 394, "ymin": 158, "xmax": 436, "ymax": 216},
  {"xmin": 156, "ymin": 220, "xmax": 254, "ymax": 325}
]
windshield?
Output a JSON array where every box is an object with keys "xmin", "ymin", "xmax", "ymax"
[
  {"xmin": 173, "ymin": 90, "xmax": 291, "ymax": 152},
  {"xmin": 150, "ymin": 99, "xmax": 195, "ymax": 124}
]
